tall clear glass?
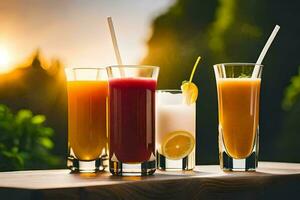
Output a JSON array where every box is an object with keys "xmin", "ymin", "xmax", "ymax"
[
  {"xmin": 65, "ymin": 68, "xmax": 108, "ymax": 173},
  {"xmin": 156, "ymin": 90, "xmax": 196, "ymax": 170},
  {"xmin": 213, "ymin": 63, "xmax": 263, "ymax": 171},
  {"xmin": 107, "ymin": 65, "xmax": 159, "ymax": 176}
]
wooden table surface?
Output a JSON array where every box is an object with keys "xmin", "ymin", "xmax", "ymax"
[{"xmin": 0, "ymin": 162, "xmax": 299, "ymax": 200}]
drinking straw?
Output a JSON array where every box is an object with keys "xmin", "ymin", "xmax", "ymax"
[
  {"xmin": 107, "ymin": 16, "xmax": 123, "ymax": 65},
  {"xmin": 252, "ymin": 25, "xmax": 280, "ymax": 78},
  {"xmin": 189, "ymin": 56, "xmax": 201, "ymax": 82}
]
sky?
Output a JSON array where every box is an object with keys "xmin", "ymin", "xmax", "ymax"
[{"xmin": 0, "ymin": 0, "xmax": 174, "ymax": 73}]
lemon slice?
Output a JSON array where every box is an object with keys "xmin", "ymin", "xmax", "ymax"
[
  {"xmin": 181, "ymin": 82, "xmax": 198, "ymax": 105},
  {"xmin": 161, "ymin": 131, "xmax": 195, "ymax": 160}
]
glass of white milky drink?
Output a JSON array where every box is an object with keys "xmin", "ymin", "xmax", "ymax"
[{"xmin": 156, "ymin": 90, "xmax": 196, "ymax": 170}]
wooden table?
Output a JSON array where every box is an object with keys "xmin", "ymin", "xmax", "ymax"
[{"xmin": 0, "ymin": 162, "xmax": 299, "ymax": 200}]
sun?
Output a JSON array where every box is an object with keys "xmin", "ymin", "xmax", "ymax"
[{"xmin": 0, "ymin": 47, "xmax": 11, "ymax": 73}]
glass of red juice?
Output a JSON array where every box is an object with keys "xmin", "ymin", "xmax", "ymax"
[{"xmin": 106, "ymin": 65, "xmax": 159, "ymax": 176}]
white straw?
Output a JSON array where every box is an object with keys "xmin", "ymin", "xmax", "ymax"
[
  {"xmin": 256, "ymin": 25, "xmax": 280, "ymax": 65},
  {"xmin": 252, "ymin": 25, "xmax": 280, "ymax": 78},
  {"xmin": 107, "ymin": 16, "xmax": 123, "ymax": 65}
]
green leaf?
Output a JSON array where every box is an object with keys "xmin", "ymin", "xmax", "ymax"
[
  {"xmin": 16, "ymin": 110, "xmax": 32, "ymax": 124},
  {"xmin": 11, "ymin": 147, "xmax": 18, "ymax": 153},
  {"xmin": 38, "ymin": 137, "xmax": 54, "ymax": 149},
  {"xmin": 40, "ymin": 127, "xmax": 54, "ymax": 137},
  {"xmin": 2, "ymin": 150, "xmax": 14, "ymax": 158},
  {"xmin": 31, "ymin": 115, "xmax": 46, "ymax": 124}
]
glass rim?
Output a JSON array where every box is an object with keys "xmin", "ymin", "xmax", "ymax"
[
  {"xmin": 107, "ymin": 65, "xmax": 159, "ymax": 70},
  {"xmin": 213, "ymin": 63, "xmax": 264, "ymax": 67},
  {"xmin": 157, "ymin": 89, "xmax": 182, "ymax": 93},
  {"xmin": 65, "ymin": 67, "xmax": 107, "ymax": 71}
]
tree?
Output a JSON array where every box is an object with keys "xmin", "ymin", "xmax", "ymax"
[{"xmin": 0, "ymin": 50, "xmax": 67, "ymax": 166}]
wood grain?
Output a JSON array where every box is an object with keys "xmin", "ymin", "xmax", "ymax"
[{"xmin": 0, "ymin": 162, "xmax": 299, "ymax": 200}]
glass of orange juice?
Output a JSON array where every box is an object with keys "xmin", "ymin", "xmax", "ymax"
[
  {"xmin": 213, "ymin": 63, "xmax": 263, "ymax": 171},
  {"xmin": 65, "ymin": 68, "xmax": 108, "ymax": 173}
]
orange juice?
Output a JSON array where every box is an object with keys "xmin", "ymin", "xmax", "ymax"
[
  {"xmin": 67, "ymin": 81, "xmax": 108, "ymax": 161},
  {"xmin": 217, "ymin": 78, "xmax": 260, "ymax": 159}
]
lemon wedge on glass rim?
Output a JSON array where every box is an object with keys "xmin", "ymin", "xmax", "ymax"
[
  {"xmin": 181, "ymin": 56, "xmax": 201, "ymax": 105},
  {"xmin": 181, "ymin": 81, "xmax": 198, "ymax": 105},
  {"xmin": 161, "ymin": 131, "xmax": 195, "ymax": 160}
]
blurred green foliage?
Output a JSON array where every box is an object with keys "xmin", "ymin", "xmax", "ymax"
[
  {"xmin": 0, "ymin": 104, "xmax": 60, "ymax": 171},
  {"xmin": 282, "ymin": 67, "xmax": 300, "ymax": 111},
  {"xmin": 279, "ymin": 68, "xmax": 300, "ymax": 161}
]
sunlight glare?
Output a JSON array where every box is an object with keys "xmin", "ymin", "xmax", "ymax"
[{"xmin": 0, "ymin": 47, "xmax": 11, "ymax": 73}]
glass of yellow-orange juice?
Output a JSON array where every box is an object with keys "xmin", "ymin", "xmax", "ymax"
[
  {"xmin": 65, "ymin": 68, "xmax": 108, "ymax": 173},
  {"xmin": 213, "ymin": 63, "xmax": 263, "ymax": 171}
]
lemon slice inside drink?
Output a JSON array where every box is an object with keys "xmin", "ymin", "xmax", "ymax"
[
  {"xmin": 161, "ymin": 131, "xmax": 195, "ymax": 160},
  {"xmin": 181, "ymin": 82, "xmax": 198, "ymax": 105}
]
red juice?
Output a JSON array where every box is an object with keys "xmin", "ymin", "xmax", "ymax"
[{"xmin": 109, "ymin": 77, "xmax": 156, "ymax": 163}]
